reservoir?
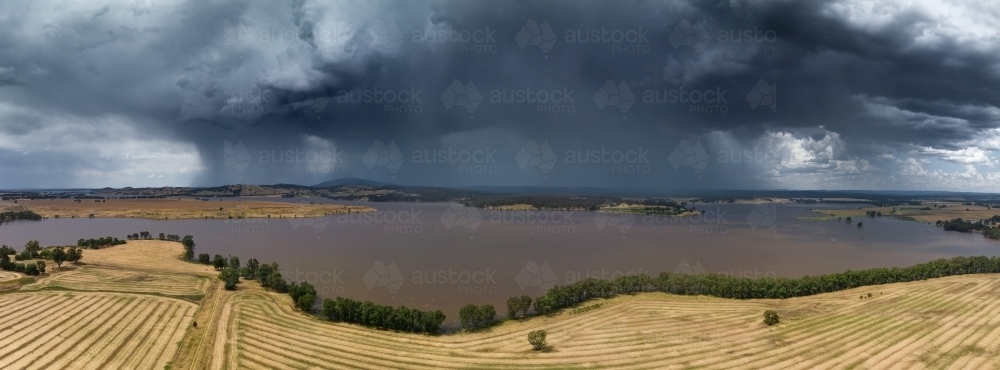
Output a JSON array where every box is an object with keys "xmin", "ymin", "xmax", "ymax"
[{"xmin": 2, "ymin": 201, "xmax": 996, "ymax": 322}]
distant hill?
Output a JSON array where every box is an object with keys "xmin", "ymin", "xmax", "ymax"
[{"xmin": 313, "ymin": 178, "xmax": 391, "ymax": 188}]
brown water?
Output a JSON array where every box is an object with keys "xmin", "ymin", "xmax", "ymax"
[{"xmin": 1, "ymin": 200, "xmax": 996, "ymax": 322}]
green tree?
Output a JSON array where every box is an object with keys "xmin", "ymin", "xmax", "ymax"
[
  {"xmin": 459, "ymin": 304, "xmax": 479, "ymax": 331},
  {"xmin": 180, "ymin": 235, "xmax": 195, "ymax": 260},
  {"xmin": 52, "ymin": 247, "xmax": 66, "ymax": 268},
  {"xmin": 219, "ymin": 268, "xmax": 240, "ymax": 290},
  {"xmin": 212, "ymin": 255, "xmax": 227, "ymax": 270},
  {"xmin": 268, "ymin": 272, "xmax": 287, "ymax": 292},
  {"xmin": 519, "ymin": 295, "xmax": 532, "ymax": 317},
  {"xmin": 35, "ymin": 261, "xmax": 46, "ymax": 274},
  {"xmin": 67, "ymin": 248, "xmax": 82, "ymax": 264},
  {"xmin": 763, "ymin": 310, "xmax": 780, "ymax": 326},
  {"xmin": 478, "ymin": 304, "xmax": 496, "ymax": 327},
  {"xmin": 228, "ymin": 256, "xmax": 240, "ymax": 271},
  {"xmin": 25, "ymin": 240, "xmax": 41, "ymax": 257},
  {"xmin": 459, "ymin": 304, "xmax": 495, "ymax": 331},
  {"xmin": 243, "ymin": 258, "xmax": 259, "ymax": 279},
  {"xmin": 506, "ymin": 296, "xmax": 520, "ymax": 319},
  {"xmin": 527, "ymin": 330, "xmax": 547, "ymax": 351},
  {"xmin": 0, "ymin": 252, "xmax": 12, "ymax": 271},
  {"xmin": 25, "ymin": 263, "xmax": 39, "ymax": 276},
  {"xmin": 297, "ymin": 293, "xmax": 316, "ymax": 313},
  {"xmin": 257, "ymin": 264, "xmax": 275, "ymax": 287},
  {"xmin": 198, "ymin": 253, "xmax": 211, "ymax": 264}
]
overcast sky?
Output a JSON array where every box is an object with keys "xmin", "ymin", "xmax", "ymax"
[{"xmin": 0, "ymin": 0, "xmax": 998, "ymax": 191}]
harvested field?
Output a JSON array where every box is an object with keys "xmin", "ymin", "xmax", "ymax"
[
  {"xmin": 0, "ymin": 271, "xmax": 21, "ymax": 283},
  {"xmin": 21, "ymin": 266, "xmax": 210, "ymax": 298},
  {"xmin": 15, "ymin": 198, "xmax": 374, "ymax": 220},
  {"xmin": 83, "ymin": 240, "xmax": 217, "ymax": 276},
  {"xmin": 216, "ymin": 274, "xmax": 1000, "ymax": 370},
  {"xmin": 0, "ymin": 292, "xmax": 196, "ymax": 370}
]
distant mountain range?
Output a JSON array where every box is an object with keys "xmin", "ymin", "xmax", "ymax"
[{"xmin": 312, "ymin": 178, "xmax": 392, "ymax": 188}]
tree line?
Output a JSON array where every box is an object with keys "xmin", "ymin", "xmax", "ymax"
[
  {"xmin": 1, "ymin": 241, "xmax": 84, "ymax": 275},
  {"xmin": 496, "ymin": 255, "xmax": 1000, "ymax": 320},
  {"xmin": 937, "ymin": 217, "xmax": 1000, "ymax": 240},
  {"xmin": 77, "ymin": 237, "xmax": 126, "ymax": 249},
  {"xmin": 321, "ymin": 297, "xmax": 447, "ymax": 334},
  {"xmin": 207, "ymin": 254, "xmax": 447, "ymax": 335},
  {"xmin": 0, "ymin": 210, "xmax": 42, "ymax": 225},
  {"xmin": 200, "ymin": 249, "xmax": 1000, "ymax": 335}
]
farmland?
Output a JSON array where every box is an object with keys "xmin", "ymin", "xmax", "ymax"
[
  {"xmin": 21, "ymin": 266, "xmax": 210, "ymax": 299},
  {"xmin": 3, "ymin": 239, "xmax": 1000, "ymax": 369},
  {"xmin": 811, "ymin": 202, "xmax": 999, "ymax": 223},
  {"xmin": 0, "ymin": 292, "xmax": 196, "ymax": 370},
  {"xmin": 212, "ymin": 274, "xmax": 1000, "ymax": 369},
  {"xmin": 0, "ymin": 270, "xmax": 20, "ymax": 283}
]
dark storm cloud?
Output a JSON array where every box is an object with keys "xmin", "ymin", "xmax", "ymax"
[{"xmin": 0, "ymin": 0, "xmax": 998, "ymax": 189}]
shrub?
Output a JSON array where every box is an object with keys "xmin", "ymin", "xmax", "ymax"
[
  {"xmin": 528, "ymin": 330, "xmax": 547, "ymax": 351},
  {"xmin": 763, "ymin": 310, "xmax": 780, "ymax": 326}
]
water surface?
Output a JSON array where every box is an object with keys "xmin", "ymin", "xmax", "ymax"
[{"xmin": 2, "ymin": 201, "xmax": 995, "ymax": 321}]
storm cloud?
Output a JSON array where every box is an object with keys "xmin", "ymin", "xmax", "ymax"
[{"xmin": 0, "ymin": 0, "xmax": 998, "ymax": 191}]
